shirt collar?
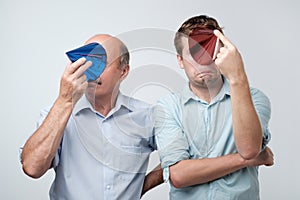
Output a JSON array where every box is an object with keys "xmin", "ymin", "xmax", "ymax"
[
  {"xmin": 181, "ymin": 77, "xmax": 231, "ymax": 105},
  {"xmin": 73, "ymin": 92, "xmax": 136, "ymax": 116},
  {"xmin": 73, "ymin": 94, "xmax": 94, "ymax": 115},
  {"xmin": 111, "ymin": 92, "xmax": 136, "ymax": 113}
]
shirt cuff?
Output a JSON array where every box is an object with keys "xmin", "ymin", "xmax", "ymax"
[
  {"xmin": 19, "ymin": 147, "xmax": 23, "ymax": 164},
  {"xmin": 163, "ymin": 167, "xmax": 170, "ymax": 183},
  {"xmin": 262, "ymin": 128, "xmax": 271, "ymax": 150}
]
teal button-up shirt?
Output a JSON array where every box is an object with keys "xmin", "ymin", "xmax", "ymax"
[{"xmin": 154, "ymin": 79, "xmax": 271, "ymax": 200}]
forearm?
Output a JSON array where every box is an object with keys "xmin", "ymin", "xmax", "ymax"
[
  {"xmin": 169, "ymin": 153, "xmax": 248, "ymax": 188},
  {"xmin": 214, "ymin": 30, "xmax": 262, "ymax": 158},
  {"xmin": 229, "ymin": 75, "xmax": 262, "ymax": 159},
  {"xmin": 141, "ymin": 164, "xmax": 163, "ymax": 197},
  {"xmin": 21, "ymin": 98, "xmax": 73, "ymax": 178}
]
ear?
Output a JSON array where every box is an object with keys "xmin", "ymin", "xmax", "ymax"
[
  {"xmin": 120, "ymin": 64, "xmax": 130, "ymax": 80},
  {"xmin": 177, "ymin": 54, "xmax": 184, "ymax": 69}
]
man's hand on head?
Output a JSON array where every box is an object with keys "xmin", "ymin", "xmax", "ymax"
[
  {"xmin": 213, "ymin": 30, "xmax": 246, "ymax": 84},
  {"xmin": 59, "ymin": 57, "xmax": 92, "ymax": 106}
]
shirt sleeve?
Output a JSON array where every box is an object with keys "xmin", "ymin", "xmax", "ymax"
[
  {"xmin": 154, "ymin": 95, "xmax": 190, "ymax": 182},
  {"xmin": 251, "ymin": 88, "xmax": 272, "ymax": 149},
  {"xmin": 148, "ymin": 105, "xmax": 158, "ymax": 151}
]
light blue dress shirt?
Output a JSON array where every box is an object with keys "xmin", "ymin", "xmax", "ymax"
[
  {"xmin": 154, "ymin": 79, "xmax": 271, "ymax": 200},
  {"xmin": 34, "ymin": 93, "xmax": 156, "ymax": 200}
]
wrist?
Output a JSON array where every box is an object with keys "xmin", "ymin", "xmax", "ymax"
[
  {"xmin": 228, "ymin": 73, "xmax": 248, "ymax": 87},
  {"xmin": 235, "ymin": 153, "xmax": 249, "ymax": 168},
  {"xmin": 54, "ymin": 97, "xmax": 74, "ymax": 114}
]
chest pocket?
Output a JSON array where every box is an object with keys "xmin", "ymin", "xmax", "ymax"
[{"xmin": 73, "ymin": 108, "xmax": 152, "ymax": 174}]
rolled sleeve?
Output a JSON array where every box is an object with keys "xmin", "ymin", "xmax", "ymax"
[
  {"xmin": 19, "ymin": 147, "xmax": 24, "ymax": 164},
  {"xmin": 251, "ymin": 88, "xmax": 272, "ymax": 148},
  {"xmin": 154, "ymin": 96, "xmax": 190, "ymax": 182}
]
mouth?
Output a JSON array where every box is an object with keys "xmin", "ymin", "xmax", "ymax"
[
  {"xmin": 197, "ymin": 70, "xmax": 212, "ymax": 78},
  {"xmin": 88, "ymin": 79, "xmax": 102, "ymax": 86}
]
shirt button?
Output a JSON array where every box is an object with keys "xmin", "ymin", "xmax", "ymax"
[{"xmin": 106, "ymin": 185, "xmax": 111, "ymax": 190}]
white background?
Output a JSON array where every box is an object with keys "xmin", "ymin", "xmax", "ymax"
[{"xmin": 1, "ymin": 0, "xmax": 299, "ymax": 199}]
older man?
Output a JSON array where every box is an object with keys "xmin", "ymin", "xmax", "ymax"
[{"xmin": 21, "ymin": 34, "xmax": 162, "ymax": 199}]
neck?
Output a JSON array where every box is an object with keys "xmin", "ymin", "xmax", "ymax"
[
  {"xmin": 86, "ymin": 90, "xmax": 119, "ymax": 116},
  {"xmin": 189, "ymin": 78, "xmax": 223, "ymax": 103}
]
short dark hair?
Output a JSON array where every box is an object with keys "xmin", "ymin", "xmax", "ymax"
[{"xmin": 174, "ymin": 15, "xmax": 223, "ymax": 56}]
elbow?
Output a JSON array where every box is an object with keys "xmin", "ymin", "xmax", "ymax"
[
  {"xmin": 239, "ymin": 148, "xmax": 260, "ymax": 160},
  {"xmin": 238, "ymin": 138, "xmax": 262, "ymax": 160},
  {"xmin": 169, "ymin": 167, "xmax": 186, "ymax": 188},
  {"xmin": 22, "ymin": 165, "xmax": 43, "ymax": 179},
  {"xmin": 22, "ymin": 159, "xmax": 44, "ymax": 179}
]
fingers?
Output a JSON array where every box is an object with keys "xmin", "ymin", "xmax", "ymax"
[
  {"xmin": 213, "ymin": 29, "xmax": 232, "ymax": 48},
  {"xmin": 64, "ymin": 58, "xmax": 92, "ymax": 80},
  {"xmin": 77, "ymin": 73, "xmax": 88, "ymax": 84},
  {"xmin": 65, "ymin": 57, "xmax": 87, "ymax": 75},
  {"xmin": 264, "ymin": 147, "xmax": 274, "ymax": 166},
  {"xmin": 212, "ymin": 38, "xmax": 220, "ymax": 60},
  {"xmin": 264, "ymin": 146, "xmax": 274, "ymax": 158},
  {"xmin": 77, "ymin": 76, "xmax": 89, "ymax": 93},
  {"xmin": 265, "ymin": 159, "xmax": 274, "ymax": 167},
  {"xmin": 59, "ymin": 57, "xmax": 93, "ymax": 105},
  {"xmin": 266, "ymin": 147, "xmax": 274, "ymax": 156},
  {"xmin": 73, "ymin": 60, "xmax": 92, "ymax": 78}
]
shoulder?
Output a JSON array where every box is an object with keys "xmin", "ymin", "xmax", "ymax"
[
  {"xmin": 157, "ymin": 92, "xmax": 181, "ymax": 107},
  {"xmin": 249, "ymin": 87, "xmax": 271, "ymax": 107},
  {"xmin": 250, "ymin": 87, "xmax": 270, "ymax": 100},
  {"xmin": 154, "ymin": 92, "xmax": 183, "ymax": 119},
  {"xmin": 250, "ymin": 87, "xmax": 266, "ymax": 95},
  {"xmin": 119, "ymin": 94, "xmax": 154, "ymax": 114}
]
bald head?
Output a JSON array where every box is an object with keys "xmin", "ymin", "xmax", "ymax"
[
  {"xmin": 85, "ymin": 34, "xmax": 129, "ymax": 68},
  {"xmin": 85, "ymin": 34, "xmax": 115, "ymax": 46}
]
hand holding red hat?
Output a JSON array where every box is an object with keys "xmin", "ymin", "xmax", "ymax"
[{"xmin": 213, "ymin": 30, "xmax": 246, "ymax": 83}]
